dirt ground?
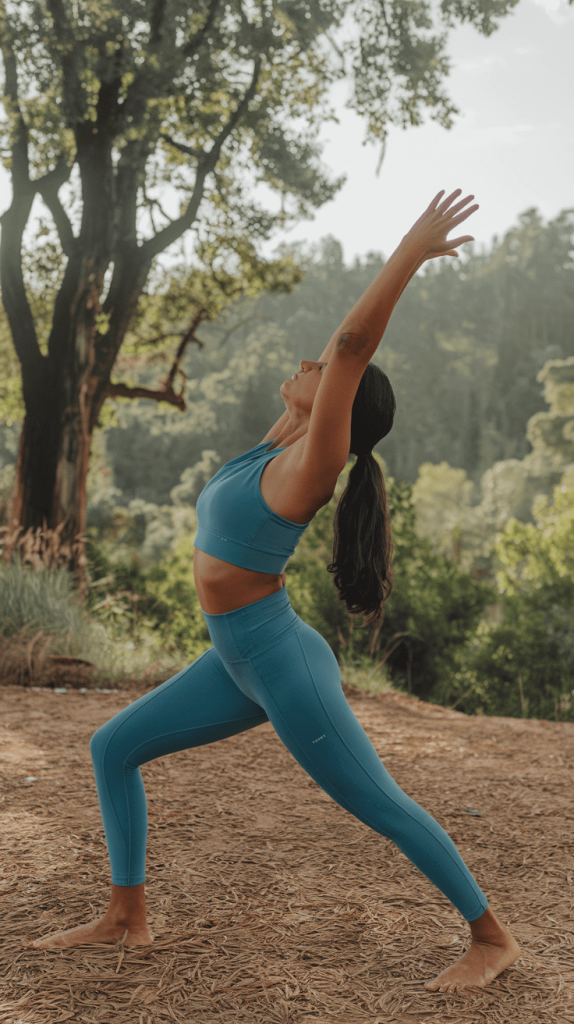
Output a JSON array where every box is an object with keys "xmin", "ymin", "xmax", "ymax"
[{"xmin": 1, "ymin": 680, "xmax": 574, "ymax": 1024}]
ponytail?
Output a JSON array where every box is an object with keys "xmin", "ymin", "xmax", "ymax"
[
  {"xmin": 328, "ymin": 451, "xmax": 394, "ymax": 624},
  {"xmin": 327, "ymin": 362, "xmax": 396, "ymax": 625}
]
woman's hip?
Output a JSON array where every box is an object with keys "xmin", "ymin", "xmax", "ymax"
[
  {"xmin": 203, "ymin": 589, "xmax": 341, "ymax": 707},
  {"xmin": 202, "ymin": 585, "xmax": 304, "ymax": 663}
]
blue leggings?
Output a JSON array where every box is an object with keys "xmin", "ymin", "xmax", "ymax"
[{"xmin": 90, "ymin": 587, "xmax": 488, "ymax": 921}]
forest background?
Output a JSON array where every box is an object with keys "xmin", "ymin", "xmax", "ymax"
[
  {"xmin": 0, "ymin": 0, "xmax": 572, "ymax": 725},
  {"xmin": 1, "ymin": 203, "xmax": 573, "ymax": 722}
]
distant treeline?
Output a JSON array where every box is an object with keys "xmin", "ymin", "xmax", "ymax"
[
  {"xmin": 1, "ymin": 205, "xmax": 572, "ymax": 520},
  {"xmin": 93, "ymin": 205, "xmax": 574, "ymax": 508}
]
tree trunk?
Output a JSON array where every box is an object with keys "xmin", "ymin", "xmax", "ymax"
[
  {"xmin": 8, "ymin": 254, "xmax": 149, "ymax": 575},
  {"xmin": 0, "ymin": 20, "xmax": 255, "ymax": 573},
  {"xmin": 9, "ymin": 365, "xmax": 92, "ymax": 573}
]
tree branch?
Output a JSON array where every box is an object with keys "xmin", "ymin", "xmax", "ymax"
[
  {"xmin": 105, "ymin": 380, "xmax": 186, "ymax": 410},
  {"xmin": 34, "ymin": 155, "xmax": 77, "ymax": 258},
  {"xmin": 0, "ymin": 7, "xmax": 42, "ymax": 377},
  {"xmin": 139, "ymin": 58, "xmax": 261, "ymax": 263},
  {"xmin": 159, "ymin": 134, "xmax": 203, "ymax": 160},
  {"xmin": 150, "ymin": 0, "xmax": 169, "ymax": 45},
  {"xmin": 0, "ymin": 3, "xmax": 31, "ymax": 193},
  {"xmin": 132, "ymin": 329, "xmax": 199, "ymax": 348},
  {"xmin": 163, "ymin": 307, "xmax": 207, "ymax": 390},
  {"xmin": 183, "ymin": 0, "xmax": 221, "ymax": 58},
  {"xmin": 105, "ymin": 306, "xmax": 209, "ymax": 411},
  {"xmin": 45, "ymin": 0, "xmax": 85, "ymax": 123},
  {"xmin": 142, "ymin": 182, "xmax": 177, "ymax": 234},
  {"xmin": 212, "ymin": 311, "xmax": 260, "ymax": 347}
]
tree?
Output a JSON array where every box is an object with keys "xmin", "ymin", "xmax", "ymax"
[
  {"xmin": 0, "ymin": 0, "xmax": 518, "ymax": 569},
  {"xmin": 437, "ymin": 472, "xmax": 574, "ymax": 720}
]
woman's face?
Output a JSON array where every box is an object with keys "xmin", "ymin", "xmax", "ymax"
[{"xmin": 280, "ymin": 360, "xmax": 327, "ymax": 415}]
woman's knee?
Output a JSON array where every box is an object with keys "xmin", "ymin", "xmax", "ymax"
[
  {"xmin": 89, "ymin": 722, "xmax": 109, "ymax": 763},
  {"xmin": 89, "ymin": 716, "xmax": 122, "ymax": 765}
]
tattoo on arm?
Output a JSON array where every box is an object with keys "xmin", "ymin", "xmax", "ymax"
[{"xmin": 336, "ymin": 332, "xmax": 369, "ymax": 355}]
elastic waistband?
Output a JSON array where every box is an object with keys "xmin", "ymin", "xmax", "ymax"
[{"xmin": 203, "ymin": 586, "xmax": 300, "ymax": 663}]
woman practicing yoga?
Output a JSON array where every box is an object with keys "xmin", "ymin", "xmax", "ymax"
[{"xmin": 34, "ymin": 189, "xmax": 520, "ymax": 992}]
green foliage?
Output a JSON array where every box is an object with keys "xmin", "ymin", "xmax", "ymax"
[
  {"xmin": 100, "ymin": 323, "xmax": 294, "ymax": 505},
  {"xmin": 286, "ymin": 456, "xmax": 493, "ymax": 701},
  {"xmin": 0, "ymin": 556, "xmax": 183, "ymax": 679},
  {"xmin": 0, "ymin": 558, "xmax": 85, "ymax": 639},
  {"xmin": 408, "ymin": 354, "xmax": 574, "ymax": 580},
  {"xmin": 411, "ymin": 461, "xmax": 474, "ymax": 563},
  {"xmin": 107, "ymin": 250, "xmax": 304, "ymax": 399},
  {"xmin": 437, "ymin": 582, "xmax": 574, "ymax": 721},
  {"xmin": 495, "ymin": 473, "xmax": 574, "ymax": 596},
  {"xmin": 0, "ymin": 0, "xmax": 506, "ymax": 426},
  {"xmin": 0, "ymin": 315, "xmax": 23, "ymax": 423},
  {"xmin": 143, "ymin": 535, "xmax": 211, "ymax": 660},
  {"xmin": 85, "ymin": 533, "xmax": 211, "ymax": 662},
  {"xmin": 2, "ymin": 209, "xmax": 574, "ymax": 515},
  {"xmin": 339, "ymin": 655, "xmax": 393, "ymax": 696},
  {"xmin": 436, "ymin": 476, "xmax": 574, "ymax": 720},
  {"xmin": 0, "ymin": 0, "xmax": 520, "ymax": 473}
]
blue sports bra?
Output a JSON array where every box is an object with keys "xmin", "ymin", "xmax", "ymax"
[{"xmin": 194, "ymin": 439, "xmax": 313, "ymax": 574}]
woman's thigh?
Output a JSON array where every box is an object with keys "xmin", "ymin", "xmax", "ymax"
[
  {"xmin": 90, "ymin": 646, "xmax": 269, "ymax": 771},
  {"xmin": 229, "ymin": 622, "xmax": 435, "ymax": 832},
  {"xmin": 229, "ymin": 621, "xmax": 487, "ymax": 921}
]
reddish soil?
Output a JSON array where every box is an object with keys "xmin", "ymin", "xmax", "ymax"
[{"xmin": 1, "ymin": 681, "xmax": 573, "ymax": 1023}]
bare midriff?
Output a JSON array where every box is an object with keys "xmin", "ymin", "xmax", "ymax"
[
  {"xmin": 193, "ymin": 437, "xmax": 332, "ymax": 615},
  {"xmin": 193, "ymin": 548, "xmax": 287, "ymax": 615}
]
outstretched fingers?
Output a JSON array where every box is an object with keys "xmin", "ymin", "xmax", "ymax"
[
  {"xmin": 445, "ymin": 234, "xmax": 474, "ymax": 249},
  {"xmin": 427, "ymin": 190, "xmax": 446, "ymax": 210},
  {"xmin": 449, "ymin": 204, "xmax": 479, "ymax": 228},
  {"xmin": 448, "ymin": 194, "xmax": 476, "ymax": 218},
  {"xmin": 437, "ymin": 188, "xmax": 462, "ymax": 212}
]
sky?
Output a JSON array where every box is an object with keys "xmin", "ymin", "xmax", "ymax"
[
  {"xmin": 273, "ymin": 0, "xmax": 574, "ymax": 262},
  {"xmin": 0, "ymin": 0, "xmax": 572, "ymax": 266}
]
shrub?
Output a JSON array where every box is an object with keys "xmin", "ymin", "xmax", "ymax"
[
  {"xmin": 85, "ymin": 534, "xmax": 211, "ymax": 662},
  {"xmin": 0, "ymin": 556, "xmax": 180, "ymax": 682},
  {"xmin": 0, "ymin": 558, "xmax": 85, "ymax": 639},
  {"xmin": 439, "ymin": 476, "xmax": 574, "ymax": 720},
  {"xmin": 287, "ymin": 457, "xmax": 494, "ymax": 700}
]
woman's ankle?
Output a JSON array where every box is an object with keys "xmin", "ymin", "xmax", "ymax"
[
  {"xmin": 469, "ymin": 907, "xmax": 510, "ymax": 945},
  {"xmin": 106, "ymin": 882, "xmax": 147, "ymax": 927}
]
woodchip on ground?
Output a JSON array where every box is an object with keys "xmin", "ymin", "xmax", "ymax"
[{"xmin": 1, "ymin": 679, "xmax": 573, "ymax": 1024}]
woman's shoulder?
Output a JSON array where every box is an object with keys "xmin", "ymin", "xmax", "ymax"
[{"xmin": 260, "ymin": 437, "xmax": 334, "ymax": 524}]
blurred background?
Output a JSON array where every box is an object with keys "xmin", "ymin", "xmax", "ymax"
[{"xmin": 0, "ymin": 0, "xmax": 572, "ymax": 721}]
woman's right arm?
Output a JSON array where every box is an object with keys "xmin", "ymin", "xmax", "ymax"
[
  {"xmin": 295, "ymin": 190, "xmax": 478, "ymax": 495},
  {"xmin": 316, "ymin": 189, "xmax": 475, "ymax": 364},
  {"xmin": 316, "ymin": 255, "xmax": 424, "ymax": 364}
]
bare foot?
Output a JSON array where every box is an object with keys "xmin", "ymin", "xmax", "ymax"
[
  {"xmin": 32, "ymin": 916, "xmax": 153, "ymax": 949},
  {"xmin": 425, "ymin": 927, "xmax": 520, "ymax": 992}
]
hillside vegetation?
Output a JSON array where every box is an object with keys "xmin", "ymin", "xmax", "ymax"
[{"xmin": 1, "ymin": 208, "xmax": 573, "ymax": 719}]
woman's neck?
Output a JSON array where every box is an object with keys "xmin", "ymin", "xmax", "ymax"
[{"xmin": 271, "ymin": 416, "xmax": 309, "ymax": 450}]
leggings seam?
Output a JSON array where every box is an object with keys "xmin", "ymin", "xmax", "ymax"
[
  {"xmin": 222, "ymin": 619, "xmax": 302, "ymax": 664},
  {"xmin": 93, "ymin": 660, "xmax": 208, "ymax": 881},
  {"xmin": 93, "ymin": 652, "xmax": 264, "ymax": 885},
  {"xmin": 293, "ymin": 629, "xmax": 487, "ymax": 918},
  {"xmin": 125, "ymin": 713, "xmax": 268, "ymax": 764}
]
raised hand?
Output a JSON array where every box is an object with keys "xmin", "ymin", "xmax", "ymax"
[{"xmin": 403, "ymin": 189, "xmax": 479, "ymax": 263}]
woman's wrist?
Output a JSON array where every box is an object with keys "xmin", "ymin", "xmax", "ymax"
[{"xmin": 397, "ymin": 233, "xmax": 427, "ymax": 262}]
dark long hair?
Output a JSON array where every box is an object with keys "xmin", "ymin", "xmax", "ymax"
[{"xmin": 327, "ymin": 362, "xmax": 396, "ymax": 625}]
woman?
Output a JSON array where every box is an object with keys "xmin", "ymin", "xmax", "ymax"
[{"xmin": 34, "ymin": 190, "xmax": 520, "ymax": 993}]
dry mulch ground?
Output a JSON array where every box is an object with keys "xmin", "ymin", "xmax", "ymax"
[{"xmin": 1, "ymin": 679, "xmax": 573, "ymax": 1024}]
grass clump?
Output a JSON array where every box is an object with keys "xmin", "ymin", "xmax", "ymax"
[
  {"xmin": 0, "ymin": 558, "xmax": 181, "ymax": 684},
  {"xmin": 0, "ymin": 558, "xmax": 85, "ymax": 640},
  {"xmin": 339, "ymin": 656, "xmax": 394, "ymax": 696}
]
